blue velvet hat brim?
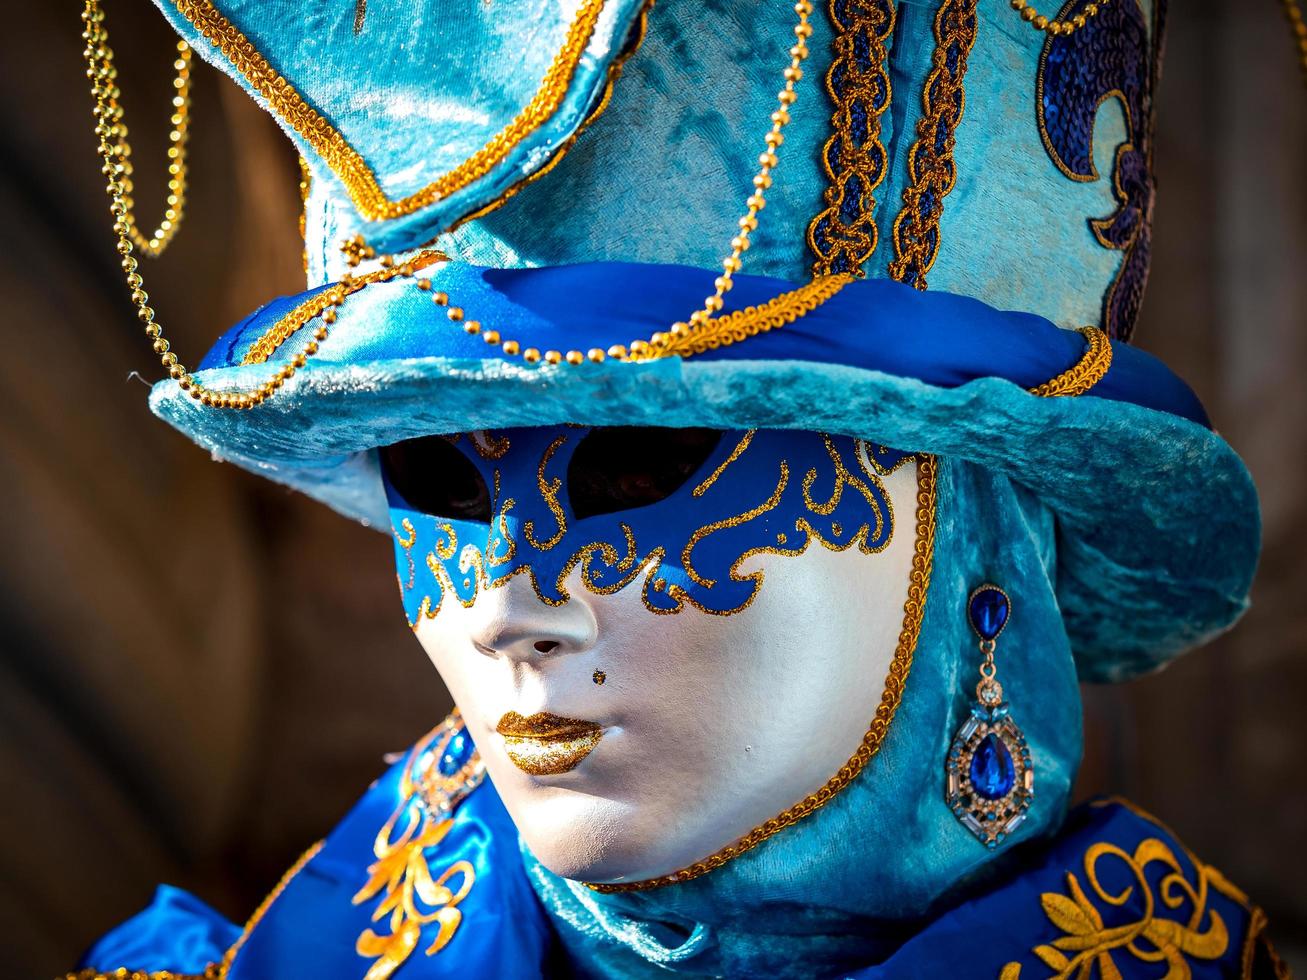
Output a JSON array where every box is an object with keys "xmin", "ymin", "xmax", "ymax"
[{"xmin": 151, "ymin": 261, "xmax": 1259, "ymax": 681}]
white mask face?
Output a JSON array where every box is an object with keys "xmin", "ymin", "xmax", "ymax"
[{"xmin": 383, "ymin": 427, "xmax": 919, "ymax": 885}]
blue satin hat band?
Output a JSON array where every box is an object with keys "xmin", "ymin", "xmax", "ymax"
[{"xmin": 197, "ymin": 261, "xmax": 1208, "ymax": 428}]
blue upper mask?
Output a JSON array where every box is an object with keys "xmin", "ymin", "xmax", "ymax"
[{"xmin": 381, "ymin": 426, "xmax": 910, "ymax": 624}]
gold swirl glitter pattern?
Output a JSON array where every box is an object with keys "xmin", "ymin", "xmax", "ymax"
[
  {"xmin": 693, "ymin": 430, "xmax": 756, "ymax": 497},
  {"xmin": 680, "ymin": 462, "xmax": 789, "ymax": 589},
  {"xmin": 166, "ymin": 0, "xmax": 610, "ymax": 220},
  {"xmin": 401, "ymin": 434, "xmax": 897, "ymax": 624},
  {"xmin": 523, "ymin": 434, "xmax": 569, "ymax": 550},
  {"xmin": 588, "ymin": 454, "xmax": 936, "ymax": 892},
  {"xmin": 1027, "ymin": 327, "xmax": 1112, "ymax": 398}
]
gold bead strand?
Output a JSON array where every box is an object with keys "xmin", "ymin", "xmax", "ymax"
[
  {"xmin": 84, "ymin": 0, "xmax": 199, "ymax": 398},
  {"xmin": 1008, "ymin": 0, "xmax": 1111, "ymax": 36},
  {"xmin": 676, "ymin": 0, "xmax": 815, "ymax": 337},
  {"xmin": 131, "ymin": 41, "xmax": 192, "ymax": 255},
  {"xmin": 91, "ymin": 15, "xmax": 193, "ymax": 258},
  {"xmin": 84, "ymin": 0, "xmax": 434, "ymax": 410}
]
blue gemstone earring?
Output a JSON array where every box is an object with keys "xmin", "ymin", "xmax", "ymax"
[{"xmin": 945, "ymin": 584, "xmax": 1034, "ymax": 848}]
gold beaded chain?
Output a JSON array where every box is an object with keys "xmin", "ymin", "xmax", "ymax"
[
  {"xmin": 85, "ymin": 0, "xmax": 833, "ymax": 407},
  {"xmin": 1283, "ymin": 0, "xmax": 1307, "ymax": 86},
  {"xmin": 1007, "ymin": 0, "xmax": 1112, "ymax": 36},
  {"xmin": 85, "ymin": 3, "xmax": 193, "ymax": 257},
  {"xmin": 681, "ymin": 0, "xmax": 814, "ymax": 330}
]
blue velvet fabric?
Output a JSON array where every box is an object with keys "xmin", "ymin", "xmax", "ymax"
[
  {"xmin": 150, "ymin": 0, "xmax": 651, "ymax": 268},
  {"xmin": 157, "ymin": 261, "xmax": 1258, "ymax": 681}
]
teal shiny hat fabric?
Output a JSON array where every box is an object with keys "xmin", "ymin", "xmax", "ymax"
[
  {"xmin": 141, "ymin": 0, "xmax": 1259, "ymax": 682},
  {"xmin": 152, "ymin": 0, "xmax": 652, "ymax": 259}
]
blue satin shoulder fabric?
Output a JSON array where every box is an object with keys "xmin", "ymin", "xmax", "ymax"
[
  {"xmin": 81, "ymin": 746, "xmax": 1274, "ymax": 979},
  {"xmin": 845, "ymin": 799, "xmax": 1273, "ymax": 979},
  {"xmin": 80, "ymin": 885, "xmax": 239, "ymax": 974},
  {"xmin": 83, "ymin": 723, "xmax": 553, "ymax": 979}
]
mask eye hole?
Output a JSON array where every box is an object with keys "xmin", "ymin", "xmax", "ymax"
[
  {"xmin": 567, "ymin": 428, "xmax": 723, "ymax": 519},
  {"xmin": 379, "ymin": 435, "xmax": 492, "ymax": 522}
]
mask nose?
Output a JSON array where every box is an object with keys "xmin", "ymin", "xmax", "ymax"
[{"xmin": 466, "ymin": 574, "xmax": 597, "ymax": 663}]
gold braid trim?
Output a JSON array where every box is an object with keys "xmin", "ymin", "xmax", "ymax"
[
  {"xmin": 168, "ymin": 0, "xmax": 608, "ymax": 220},
  {"xmin": 887, "ymin": 0, "xmax": 980, "ymax": 289},
  {"xmin": 640, "ymin": 275, "xmax": 855, "ymax": 360},
  {"xmin": 219, "ymin": 840, "xmax": 325, "ymax": 975},
  {"xmin": 806, "ymin": 0, "xmax": 897, "ymax": 276},
  {"xmin": 588, "ymin": 454, "xmax": 936, "ymax": 892},
  {"xmin": 1027, "ymin": 327, "xmax": 1112, "ymax": 398}
]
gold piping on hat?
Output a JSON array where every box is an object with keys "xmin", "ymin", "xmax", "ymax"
[{"xmin": 167, "ymin": 0, "xmax": 613, "ymax": 220}]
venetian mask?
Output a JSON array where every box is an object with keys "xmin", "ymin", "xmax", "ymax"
[{"xmin": 381, "ymin": 426, "xmax": 921, "ymax": 885}]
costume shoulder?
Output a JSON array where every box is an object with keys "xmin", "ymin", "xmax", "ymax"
[
  {"xmin": 847, "ymin": 799, "xmax": 1288, "ymax": 980},
  {"xmin": 74, "ymin": 714, "xmax": 553, "ymax": 980}
]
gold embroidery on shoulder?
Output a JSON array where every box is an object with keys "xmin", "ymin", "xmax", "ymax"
[
  {"xmin": 1000, "ymin": 834, "xmax": 1233, "ymax": 978},
  {"xmin": 352, "ymin": 713, "xmax": 485, "ymax": 980},
  {"xmin": 523, "ymin": 434, "xmax": 569, "ymax": 550}
]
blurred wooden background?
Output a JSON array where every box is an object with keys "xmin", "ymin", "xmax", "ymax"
[{"xmin": 1, "ymin": 1, "xmax": 1303, "ymax": 975}]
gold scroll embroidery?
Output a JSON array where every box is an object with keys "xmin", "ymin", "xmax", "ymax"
[
  {"xmin": 999, "ymin": 835, "xmax": 1232, "ymax": 979},
  {"xmin": 351, "ymin": 723, "xmax": 480, "ymax": 980}
]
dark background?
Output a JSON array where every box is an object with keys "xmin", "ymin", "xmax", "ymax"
[{"xmin": 2, "ymin": 2, "xmax": 1304, "ymax": 976}]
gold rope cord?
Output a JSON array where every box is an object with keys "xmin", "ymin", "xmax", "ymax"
[
  {"xmin": 806, "ymin": 0, "xmax": 897, "ymax": 276},
  {"xmin": 167, "ymin": 0, "xmax": 608, "ymax": 220},
  {"xmin": 887, "ymin": 0, "xmax": 980, "ymax": 288},
  {"xmin": 1028, "ymin": 327, "xmax": 1112, "ymax": 397}
]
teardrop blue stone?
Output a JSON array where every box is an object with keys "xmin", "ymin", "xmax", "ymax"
[
  {"xmin": 970, "ymin": 733, "xmax": 1016, "ymax": 799},
  {"xmin": 438, "ymin": 728, "xmax": 473, "ymax": 776},
  {"xmin": 968, "ymin": 587, "xmax": 1010, "ymax": 641}
]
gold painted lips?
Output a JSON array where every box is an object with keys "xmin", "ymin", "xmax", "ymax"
[{"xmin": 496, "ymin": 711, "xmax": 603, "ymax": 776}]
